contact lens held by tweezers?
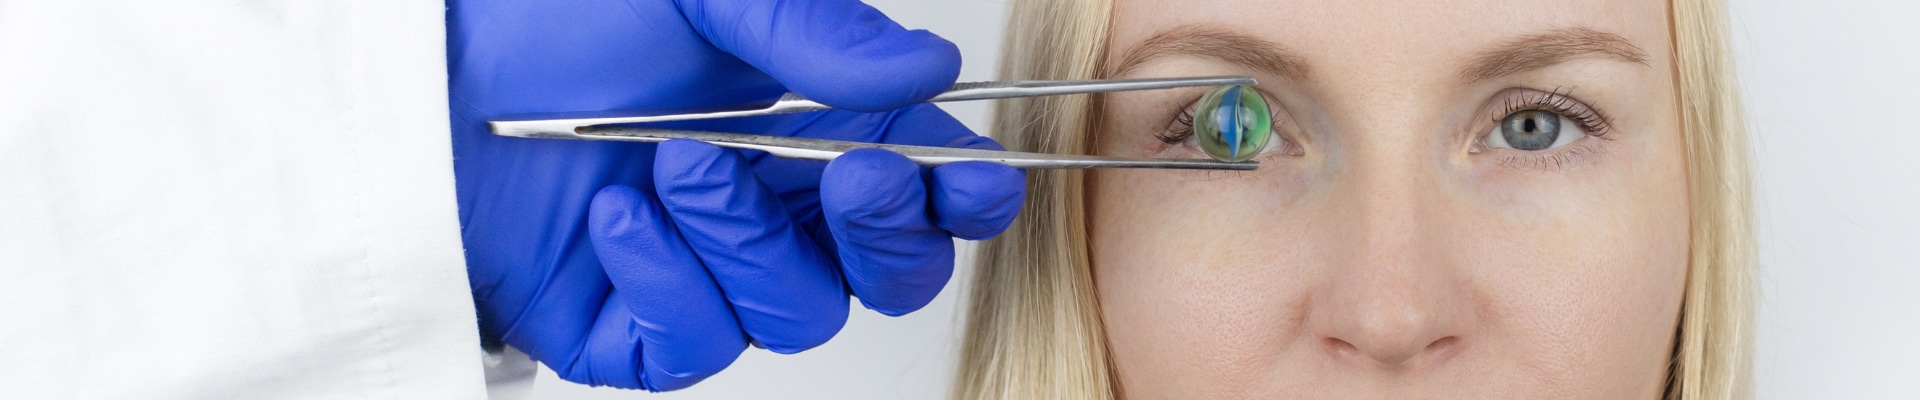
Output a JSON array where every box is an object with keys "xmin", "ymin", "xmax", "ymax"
[{"xmin": 1192, "ymin": 84, "xmax": 1272, "ymax": 162}]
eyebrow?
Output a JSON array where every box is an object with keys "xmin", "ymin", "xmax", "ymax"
[
  {"xmin": 1111, "ymin": 25, "xmax": 1649, "ymax": 87},
  {"xmin": 1460, "ymin": 27, "xmax": 1651, "ymax": 83},
  {"xmin": 1109, "ymin": 25, "xmax": 1309, "ymax": 81}
]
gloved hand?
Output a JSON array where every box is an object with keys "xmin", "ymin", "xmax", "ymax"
[{"xmin": 446, "ymin": 0, "xmax": 1024, "ymax": 391}]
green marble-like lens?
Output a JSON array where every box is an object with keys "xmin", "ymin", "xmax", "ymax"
[{"xmin": 1191, "ymin": 85, "xmax": 1272, "ymax": 162}]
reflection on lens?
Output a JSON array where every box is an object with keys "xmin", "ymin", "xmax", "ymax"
[{"xmin": 1193, "ymin": 85, "xmax": 1272, "ymax": 162}]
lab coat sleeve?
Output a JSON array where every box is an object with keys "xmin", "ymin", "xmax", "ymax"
[
  {"xmin": 484, "ymin": 347, "xmax": 538, "ymax": 400},
  {"xmin": 0, "ymin": 0, "xmax": 497, "ymax": 398}
]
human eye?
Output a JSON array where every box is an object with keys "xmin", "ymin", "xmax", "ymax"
[
  {"xmin": 1156, "ymin": 85, "xmax": 1297, "ymax": 161},
  {"xmin": 1480, "ymin": 88, "xmax": 1613, "ymax": 152}
]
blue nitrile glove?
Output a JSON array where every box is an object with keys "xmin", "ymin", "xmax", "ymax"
[{"xmin": 447, "ymin": 0, "xmax": 1025, "ymax": 392}]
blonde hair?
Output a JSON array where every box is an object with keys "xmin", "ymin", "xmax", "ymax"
[{"xmin": 953, "ymin": 0, "xmax": 1753, "ymax": 399}]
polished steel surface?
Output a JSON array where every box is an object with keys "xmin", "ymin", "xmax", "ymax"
[
  {"xmin": 572, "ymin": 127, "xmax": 1257, "ymax": 170},
  {"xmin": 487, "ymin": 76, "xmax": 1261, "ymax": 170}
]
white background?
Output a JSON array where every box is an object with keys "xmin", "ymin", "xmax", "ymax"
[{"xmin": 534, "ymin": 0, "xmax": 1920, "ymax": 398}]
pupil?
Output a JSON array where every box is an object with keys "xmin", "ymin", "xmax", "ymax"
[{"xmin": 1500, "ymin": 110, "xmax": 1560, "ymax": 151}]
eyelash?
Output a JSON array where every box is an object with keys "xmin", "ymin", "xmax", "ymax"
[
  {"xmin": 1149, "ymin": 89, "xmax": 1618, "ymax": 168},
  {"xmin": 1492, "ymin": 87, "xmax": 1613, "ymax": 137},
  {"xmin": 1154, "ymin": 91, "xmax": 1284, "ymax": 146},
  {"xmin": 1155, "ymin": 103, "xmax": 1202, "ymax": 144},
  {"xmin": 1486, "ymin": 88, "xmax": 1617, "ymax": 170}
]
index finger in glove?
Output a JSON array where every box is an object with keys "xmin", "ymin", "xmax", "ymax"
[
  {"xmin": 927, "ymin": 136, "xmax": 1025, "ymax": 240},
  {"xmin": 587, "ymin": 185, "xmax": 747, "ymax": 391},
  {"xmin": 857, "ymin": 106, "xmax": 1027, "ymax": 241},
  {"xmin": 653, "ymin": 139, "xmax": 850, "ymax": 354},
  {"xmin": 820, "ymin": 148, "xmax": 953, "ymax": 316},
  {"xmin": 814, "ymin": 107, "xmax": 1023, "ymax": 315}
]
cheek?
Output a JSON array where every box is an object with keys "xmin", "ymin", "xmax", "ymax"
[
  {"xmin": 1086, "ymin": 129, "xmax": 1691, "ymax": 396},
  {"xmin": 1089, "ymin": 167, "xmax": 1317, "ymax": 393},
  {"xmin": 1463, "ymin": 137, "xmax": 1691, "ymax": 387}
]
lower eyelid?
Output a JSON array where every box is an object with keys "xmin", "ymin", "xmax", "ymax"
[{"xmin": 1493, "ymin": 136, "xmax": 1612, "ymax": 171}]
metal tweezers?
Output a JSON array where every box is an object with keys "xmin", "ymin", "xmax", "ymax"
[{"xmin": 488, "ymin": 76, "xmax": 1258, "ymax": 170}]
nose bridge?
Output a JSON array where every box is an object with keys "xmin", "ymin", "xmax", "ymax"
[
  {"xmin": 1312, "ymin": 110, "xmax": 1466, "ymax": 368},
  {"xmin": 1338, "ymin": 113, "xmax": 1432, "ymax": 264},
  {"xmin": 1330, "ymin": 79, "xmax": 1439, "ymax": 224}
]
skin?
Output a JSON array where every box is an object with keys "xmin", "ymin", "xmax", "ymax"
[{"xmin": 1087, "ymin": 0, "xmax": 1690, "ymax": 398}]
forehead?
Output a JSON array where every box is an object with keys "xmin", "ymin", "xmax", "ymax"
[{"xmin": 1107, "ymin": 0, "xmax": 1672, "ymax": 79}]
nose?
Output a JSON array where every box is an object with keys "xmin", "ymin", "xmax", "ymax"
[
  {"xmin": 1309, "ymin": 162, "xmax": 1471, "ymax": 368},
  {"xmin": 1315, "ymin": 267, "xmax": 1465, "ymax": 367}
]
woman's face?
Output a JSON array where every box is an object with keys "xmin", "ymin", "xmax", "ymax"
[{"xmin": 1087, "ymin": 0, "xmax": 1688, "ymax": 398}]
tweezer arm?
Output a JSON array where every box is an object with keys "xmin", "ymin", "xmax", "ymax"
[
  {"xmin": 573, "ymin": 127, "xmax": 1257, "ymax": 171},
  {"xmin": 488, "ymin": 76, "xmax": 1257, "ymax": 138}
]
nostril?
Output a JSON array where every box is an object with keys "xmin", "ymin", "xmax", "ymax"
[
  {"xmin": 1323, "ymin": 335, "xmax": 1459, "ymax": 367},
  {"xmin": 1324, "ymin": 337, "xmax": 1361, "ymax": 359},
  {"xmin": 1422, "ymin": 336, "xmax": 1462, "ymax": 364},
  {"xmin": 1311, "ymin": 256, "xmax": 1474, "ymax": 370}
]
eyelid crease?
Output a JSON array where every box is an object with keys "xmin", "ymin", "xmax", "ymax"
[{"xmin": 1153, "ymin": 89, "xmax": 1208, "ymax": 145}]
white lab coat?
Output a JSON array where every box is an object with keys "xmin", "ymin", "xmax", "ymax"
[{"xmin": 0, "ymin": 0, "xmax": 530, "ymax": 398}]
